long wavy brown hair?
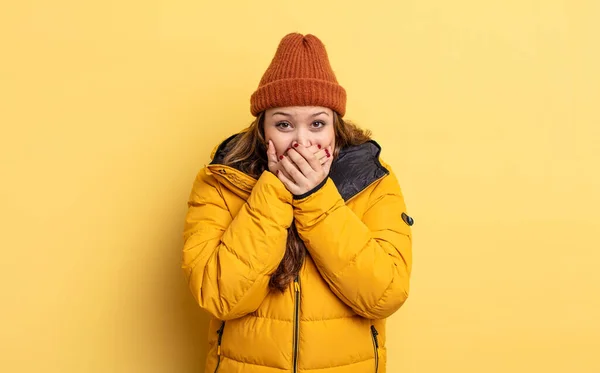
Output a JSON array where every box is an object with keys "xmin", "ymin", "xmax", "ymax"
[{"xmin": 222, "ymin": 111, "xmax": 372, "ymax": 292}]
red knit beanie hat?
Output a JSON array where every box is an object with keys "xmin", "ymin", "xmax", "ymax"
[{"xmin": 250, "ymin": 33, "xmax": 347, "ymax": 117}]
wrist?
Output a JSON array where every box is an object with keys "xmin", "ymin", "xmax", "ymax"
[{"xmin": 293, "ymin": 177, "xmax": 329, "ymax": 200}]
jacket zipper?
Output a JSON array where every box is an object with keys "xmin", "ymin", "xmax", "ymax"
[
  {"xmin": 293, "ymin": 276, "xmax": 301, "ymax": 373},
  {"xmin": 214, "ymin": 321, "xmax": 225, "ymax": 373},
  {"xmin": 371, "ymin": 325, "xmax": 379, "ymax": 373}
]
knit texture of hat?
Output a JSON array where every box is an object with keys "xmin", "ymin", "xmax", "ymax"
[{"xmin": 250, "ymin": 33, "xmax": 347, "ymax": 117}]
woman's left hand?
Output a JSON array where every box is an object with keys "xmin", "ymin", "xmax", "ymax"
[{"xmin": 276, "ymin": 142, "xmax": 333, "ymax": 195}]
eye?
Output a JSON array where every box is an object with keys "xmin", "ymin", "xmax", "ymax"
[
  {"xmin": 275, "ymin": 121, "xmax": 292, "ymax": 130},
  {"xmin": 312, "ymin": 121, "xmax": 326, "ymax": 129}
]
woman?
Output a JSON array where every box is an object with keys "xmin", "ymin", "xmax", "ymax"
[{"xmin": 182, "ymin": 33, "xmax": 413, "ymax": 373}]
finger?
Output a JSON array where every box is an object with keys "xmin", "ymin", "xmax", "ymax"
[
  {"xmin": 294, "ymin": 143, "xmax": 323, "ymax": 159},
  {"xmin": 306, "ymin": 144, "xmax": 320, "ymax": 155},
  {"xmin": 279, "ymin": 150, "xmax": 298, "ymax": 171},
  {"xmin": 292, "ymin": 142, "xmax": 323, "ymax": 155},
  {"xmin": 275, "ymin": 150, "xmax": 296, "ymax": 181},
  {"xmin": 276, "ymin": 170, "xmax": 301, "ymax": 194},
  {"xmin": 268, "ymin": 140, "xmax": 276, "ymax": 156},
  {"xmin": 321, "ymin": 146, "xmax": 333, "ymax": 171},
  {"xmin": 306, "ymin": 144, "xmax": 327, "ymax": 166},
  {"xmin": 286, "ymin": 149, "xmax": 315, "ymax": 176},
  {"xmin": 278, "ymin": 166, "xmax": 295, "ymax": 183},
  {"xmin": 322, "ymin": 151, "xmax": 333, "ymax": 175},
  {"xmin": 281, "ymin": 155, "xmax": 307, "ymax": 184},
  {"xmin": 267, "ymin": 140, "xmax": 278, "ymax": 166},
  {"xmin": 314, "ymin": 148, "xmax": 331, "ymax": 164},
  {"xmin": 292, "ymin": 143, "xmax": 321, "ymax": 172}
]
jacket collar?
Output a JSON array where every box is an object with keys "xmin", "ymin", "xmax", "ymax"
[{"xmin": 208, "ymin": 134, "xmax": 389, "ymax": 201}]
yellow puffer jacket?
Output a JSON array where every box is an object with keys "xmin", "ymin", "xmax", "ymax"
[{"xmin": 182, "ymin": 135, "xmax": 413, "ymax": 373}]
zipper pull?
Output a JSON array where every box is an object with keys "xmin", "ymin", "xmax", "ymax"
[
  {"xmin": 370, "ymin": 325, "xmax": 379, "ymax": 336},
  {"xmin": 216, "ymin": 322, "xmax": 225, "ymax": 356},
  {"xmin": 371, "ymin": 325, "xmax": 379, "ymax": 348}
]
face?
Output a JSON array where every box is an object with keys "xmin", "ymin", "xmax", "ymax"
[{"xmin": 263, "ymin": 106, "xmax": 336, "ymax": 157}]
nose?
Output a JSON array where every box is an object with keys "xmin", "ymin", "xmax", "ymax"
[{"xmin": 295, "ymin": 129, "xmax": 312, "ymax": 147}]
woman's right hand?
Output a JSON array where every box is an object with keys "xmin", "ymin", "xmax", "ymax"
[{"xmin": 267, "ymin": 140, "xmax": 329, "ymax": 183}]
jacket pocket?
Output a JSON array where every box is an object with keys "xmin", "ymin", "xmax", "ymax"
[
  {"xmin": 370, "ymin": 325, "xmax": 379, "ymax": 373},
  {"xmin": 214, "ymin": 321, "xmax": 225, "ymax": 373}
]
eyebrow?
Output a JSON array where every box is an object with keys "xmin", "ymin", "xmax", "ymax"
[
  {"xmin": 271, "ymin": 111, "xmax": 329, "ymax": 117},
  {"xmin": 271, "ymin": 111, "xmax": 291, "ymax": 117}
]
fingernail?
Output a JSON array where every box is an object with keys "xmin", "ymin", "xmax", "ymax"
[
  {"xmin": 317, "ymin": 144, "xmax": 321, "ymax": 149},
  {"xmin": 293, "ymin": 143, "xmax": 299, "ymax": 148},
  {"xmin": 325, "ymin": 149, "xmax": 330, "ymax": 157},
  {"xmin": 279, "ymin": 155, "xmax": 284, "ymax": 160}
]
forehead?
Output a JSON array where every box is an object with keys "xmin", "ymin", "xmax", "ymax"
[{"xmin": 266, "ymin": 106, "xmax": 332, "ymax": 118}]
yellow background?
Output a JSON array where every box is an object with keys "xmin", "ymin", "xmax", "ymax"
[{"xmin": 1, "ymin": 1, "xmax": 599, "ymax": 372}]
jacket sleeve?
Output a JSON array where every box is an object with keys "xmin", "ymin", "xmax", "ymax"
[
  {"xmin": 182, "ymin": 168, "xmax": 293, "ymax": 320},
  {"xmin": 292, "ymin": 167, "xmax": 412, "ymax": 320}
]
